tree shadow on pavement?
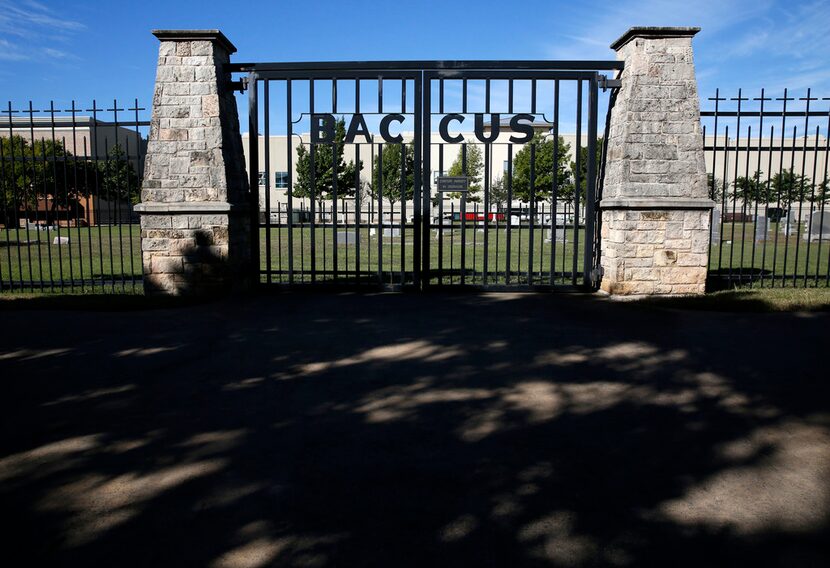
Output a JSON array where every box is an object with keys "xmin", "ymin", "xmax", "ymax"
[{"xmin": 0, "ymin": 292, "xmax": 828, "ymax": 567}]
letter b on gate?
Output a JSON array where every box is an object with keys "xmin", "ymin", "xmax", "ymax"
[{"xmin": 311, "ymin": 114, "xmax": 335, "ymax": 144}]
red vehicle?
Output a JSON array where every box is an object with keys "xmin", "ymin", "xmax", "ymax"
[{"xmin": 450, "ymin": 212, "xmax": 506, "ymax": 222}]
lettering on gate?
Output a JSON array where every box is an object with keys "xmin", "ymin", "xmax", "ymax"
[{"xmin": 311, "ymin": 112, "xmax": 537, "ymax": 145}]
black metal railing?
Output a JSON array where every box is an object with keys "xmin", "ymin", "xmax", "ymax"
[
  {"xmin": 0, "ymin": 99, "xmax": 149, "ymax": 293},
  {"xmin": 701, "ymin": 89, "xmax": 829, "ymax": 289},
  {"xmin": 258, "ymin": 200, "xmax": 586, "ymax": 286}
]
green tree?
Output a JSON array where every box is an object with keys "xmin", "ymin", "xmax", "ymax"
[
  {"xmin": 446, "ymin": 144, "xmax": 484, "ymax": 202},
  {"xmin": 732, "ymin": 170, "xmax": 766, "ymax": 204},
  {"xmin": 0, "ymin": 135, "xmax": 87, "ymax": 212},
  {"xmin": 370, "ymin": 143, "xmax": 415, "ymax": 209},
  {"xmin": 810, "ymin": 179, "xmax": 830, "ymax": 204},
  {"xmin": 294, "ymin": 118, "xmax": 360, "ymax": 208},
  {"xmin": 511, "ymin": 134, "xmax": 571, "ymax": 203},
  {"xmin": 708, "ymin": 173, "xmax": 724, "ymax": 202},
  {"xmin": 490, "ymin": 175, "xmax": 509, "ymax": 212},
  {"xmin": 770, "ymin": 169, "xmax": 810, "ymax": 206},
  {"xmin": 98, "ymin": 144, "xmax": 140, "ymax": 204}
]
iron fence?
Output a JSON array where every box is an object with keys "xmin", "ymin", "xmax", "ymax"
[
  {"xmin": 0, "ymin": 99, "xmax": 149, "ymax": 293},
  {"xmin": 701, "ymin": 89, "xmax": 830, "ymax": 288},
  {"xmin": 258, "ymin": 200, "xmax": 587, "ymax": 286},
  {"xmin": 244, "ymin": 62, "xmax": 615, "ymax": 290}
]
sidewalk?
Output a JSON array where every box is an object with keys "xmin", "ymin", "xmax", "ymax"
[{"xmin": 1, "ymin": 293, "xmax": 828, "ymax": 566}]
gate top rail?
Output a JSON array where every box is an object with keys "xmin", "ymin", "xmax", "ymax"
[{"xmin": 225, "ymin": 60, "xmax": 624, "ymax": 73}]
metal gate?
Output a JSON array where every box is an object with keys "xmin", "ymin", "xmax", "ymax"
[{"xmin": 239, "ymin": 61, "xmax": 620, "ymax": 291}]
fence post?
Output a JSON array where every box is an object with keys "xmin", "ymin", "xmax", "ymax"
[
  {"xmin": 600, "ymin": 27, "xmax": 714, "ymax": 296},
  {"xmin": 135, "ymin": 29, "xmax": 249, "ymax": 295}
]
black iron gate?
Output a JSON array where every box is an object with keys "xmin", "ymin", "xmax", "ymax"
[{"xmin": 237, "ymin": 61, "xmax": 620, "ymax": 291}]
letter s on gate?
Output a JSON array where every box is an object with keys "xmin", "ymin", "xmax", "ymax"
[
  {"xmin": 509, "ymin": 114, "xmax": 535, "ymax": 144},
  {"xmin": 439, "ymin": 114, "xmax": 465, "ymax": 144}
]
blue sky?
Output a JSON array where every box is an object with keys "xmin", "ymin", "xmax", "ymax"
[{"xmin": 1, "ymin": 0, "xmax": 829, "ymax": 121}]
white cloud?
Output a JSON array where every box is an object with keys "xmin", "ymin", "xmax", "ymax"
[
  {"xmin": 0, "ymin": 38, "xmax": 28, "ymax": 60},
  {"xmin": 534, "ymin": 0, "xmax": 830, "ymax": 96},
  {"xmin": 0, "ymin": 0, "xmax": 85, "ymax": 65},
  {"xmin": 0, "ymin": 0, "xmax": 85, "ymax": 33},
  {"xmin": 540, "ymin": 0, "xmax": 773, "ymax": 60}
]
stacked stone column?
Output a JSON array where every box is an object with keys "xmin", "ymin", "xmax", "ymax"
[
  {"xmin": 135, "ymin": 29, "xmax": 249, "ymax": 295},
  {"xmin": 135, "ymin": 27, "xmax": 714, "ymax": 297},
  {"xmin": 600, "ymin": 27, "xmax": 714, "ymax": 296}
]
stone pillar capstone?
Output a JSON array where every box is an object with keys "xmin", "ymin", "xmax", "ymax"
[
  {"xmin": 600, "ymin": 27, "xmax": 714, "ymax": 296},
  {"xmin": 135, "ymin": 29, "xmax": 249, "ymax": 295}
]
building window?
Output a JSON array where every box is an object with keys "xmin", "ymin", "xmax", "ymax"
[
  {"xmin": 258, "ymin": 172, "xmax": 266, "ymax": 186},
  {"xmin": 503, "ymin": 160, "xmax": 509, "ymax": 173},
  {"xmin": 275, "ymin": 171, "xmax": 289, "ymax": 188}
]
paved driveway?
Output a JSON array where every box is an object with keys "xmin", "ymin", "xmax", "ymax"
[{"xmin": 1, "ymin": 293, "xmax": 828, "ymax": 567}]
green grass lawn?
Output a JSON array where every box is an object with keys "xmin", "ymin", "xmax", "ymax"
[
  {"xmin": 710, "ymin": 221, "xmax": 830, "ymax": 285},
  {"xmin": 0, "ymin": 225, "xmax": 141, "ymax": 292},
  {"xmin": 636, "ymin": 286, "xmax": 830, "ymax": 312},
  {"xmin": 1, "ymin": 220, "xmax": 829, "ymax": 293},
  {"xmin": 258, "ymin": 225, "xmax": 587, "ymax": 286}
]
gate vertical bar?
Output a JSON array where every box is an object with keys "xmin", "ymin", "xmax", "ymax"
[
  {"xmin": 377, "ymin": 78, "xmax": 383, "ymax": 286},
  {"xmin": 528, "ymin": 144, "xmax": 535, "ymax": 284},
  {"xmin": 354, "ymin": 78, "xmax": 361, "ymax": 284},
  {"xmin": 505, "ymin": 145, "xmax": 513, "ymax": 285},
  {"xmin": 399, "ymin": 79, "xmax": 405, "ymax": 286},
  {"xmin": 377, "ymin": 141, "xmax": 383, "ymax": 285},
  {"xmin": 286, "ymin": 79, "xmax": 294, "ymax": 284},
  {"xmin": 460, "ymin": 145, "xmax": 467, "ymax": 285},
  {"xmin": 248, "ymin": 73, "xmax": 260, "ymax": 285},
  {"xmin": 550, "ymin": 79, "xmax": 560, "ymax": 286},
  {"xmin": 438, "ymin": 147, "xmax": 444, "ymax": 285},
  {"xmin": 263, "ymin": 80, "xmax": 272, "ymax": 284},
  {"xmin": 572, "ymin": 81, "xmax": 582, "ymax": 286},
  {"xmin": 414, "ymin": 74, "xmax": 423, "ymax": 289},
  {"xmin": 584, "ymin": 74, "xmax": 598, "ymax": 288},
  {"xmin": 309, "ymin": 79, "xmax": 317, "ymax": 283},
  {"xmin": 483, "ymin": 140, "xmax": 490, "ymax": 285},
  {"xmin": 331, "ymin": 135, "xmax": 338, "ymax": 282}
]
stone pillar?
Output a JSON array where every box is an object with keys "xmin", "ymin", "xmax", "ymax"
[
  {"xmin": 600, "ymin": 27, "xmax": 714, "ymax": 296},
  {"xmin": 135, "ymin": 29, "xmax": 249, "ymax": 295}
]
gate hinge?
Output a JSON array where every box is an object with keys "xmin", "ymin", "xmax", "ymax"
[
  {"xmin": 599, "ymin": 76, "xmax": 621, "ymax": 92},
  {"xmin": 230, "ymin": 77, "xmax": 248, "ymax": 93},
  {"xmin": 590, "ymin": 265, "xmax": 604, "ymax": 285}
]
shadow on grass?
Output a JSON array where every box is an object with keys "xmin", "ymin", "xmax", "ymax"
[{"xmin": 635, "ymin": 287, "xmax": 830, "ymax": 313}]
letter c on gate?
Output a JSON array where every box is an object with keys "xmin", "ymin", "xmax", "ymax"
[
  {"xmin": 439, "ymin": 113, "xmax": 465, "ymax": 143},
  {"xmin": 380, "ymin": 114, "xmax": 405, "ymax": 143}
]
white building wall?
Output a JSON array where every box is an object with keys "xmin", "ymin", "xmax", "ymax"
[
  {"xmin": 241, "ymin": 131, "xmax": 588, "ymax": 215},
  {"xmin": 242, "ymin": 130, "xmax": 830, "ymax": 221}
]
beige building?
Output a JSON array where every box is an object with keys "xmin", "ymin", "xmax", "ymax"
[
  {"xmin": 0, "ymin": 117, "xmax": 147, "ymax": 226},
  {"xmin": 1, "ymin": 116, "xmax": 146, "ymax": 163},
  {"xmin": 705, "ymin": 134, "xmax": 828, "ymax": 191}
]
